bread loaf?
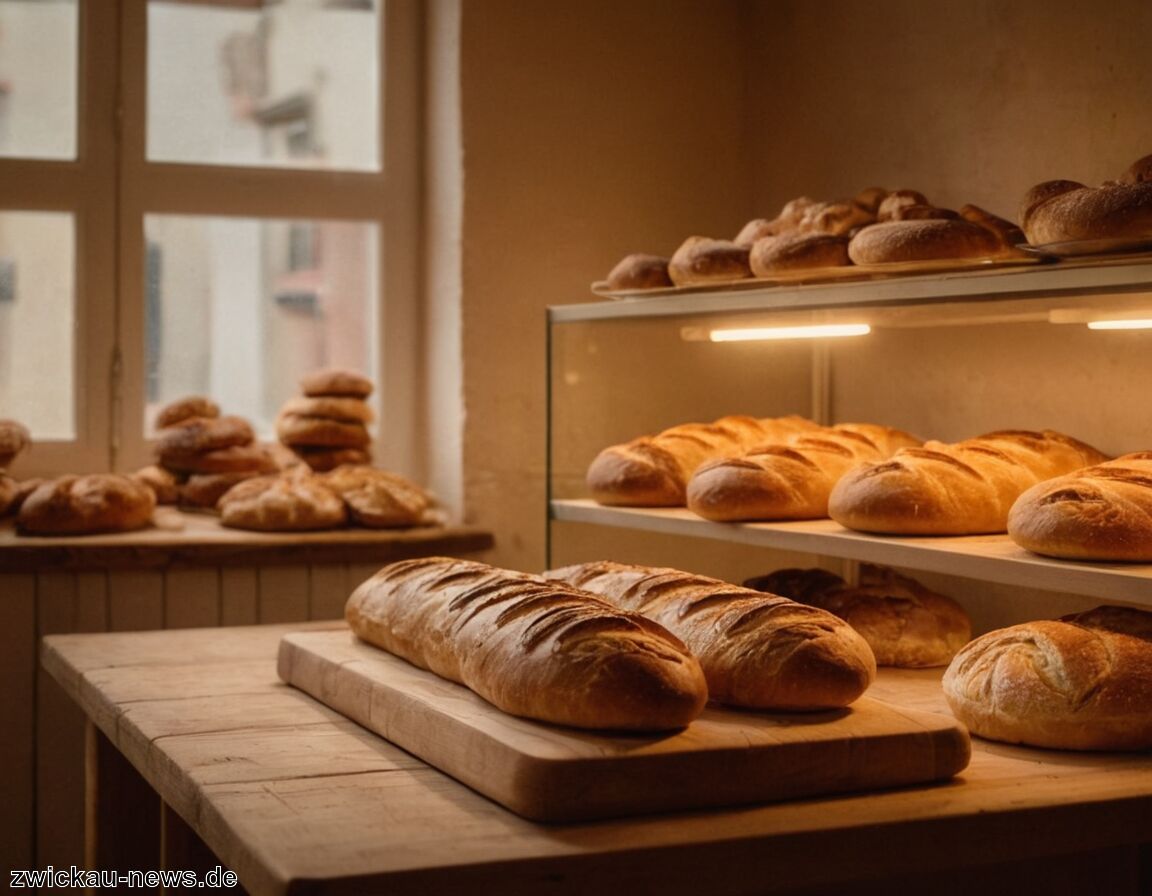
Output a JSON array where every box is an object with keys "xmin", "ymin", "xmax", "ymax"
[
  {"xmin": 587, "ymin": 414, "xmax": 821, "ymax": 507},
  {"xmin": 749, "ymin": 233, "xmax": 851, "ymax": 276},
  {"xmin": 848, "ymin": 218, "xmax": 1009, "ymax": 265},
  {"xmin": 218, "ymin": 470, "xmax": 347, "ymax": 531},
  {"xmin": 667, "ymin": 236, "xmax": 751, "ymax": 286},
  {"xmin": 544, "ymin": 561, "xmax": 876, "ymax": 710},
  {"xmin": 745, "ymin": 565, "xmax": 971, "ymax": 668},
  {"xmin": 604, "ymin": 253, "xmax": 673, "ymax": 290},
  {"xmin": 154, "ymin": 395, "xmax": 220, "ymax": 429},
  {"xmin": 320, "ymin": 464, "xmax": 435, "ymax": 528},
  {"xmin": 942, "ymin": 605, "xmax": 1152, "ymax": 750},
  {"xmin": 686, "ymin": 422, "xmax": 922, "ymax": 521},
  {"xmin": 275, "ymin": 413, "xmax": 371, "ymax": 449},
  {"xmin": 1021, "ymin": 153, "xmax": 1152, "ymax": 244},
  {"xmin": 829, "ymin": 429, "xmax": 1110, "ymax": 535},
  {"xmin": 0, "ymin": 419, "xmax": 31, "ymax": 468},
  {"xmin": 347, "ymin": 557, "xmax": 708, "ymax": 730},
  {"xmin": 17, "ymin": 474, "xmax": 156, "ymax": 536},
  {"xmin": 1007, "ymin": 451, "xmax": 1152, "ymax": 561}
]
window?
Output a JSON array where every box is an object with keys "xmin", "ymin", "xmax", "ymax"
[{"xmin": 0, "ymin": 0, "xmax": 420, "ymax": 476}]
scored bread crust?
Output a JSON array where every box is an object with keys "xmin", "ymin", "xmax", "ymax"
[
  {"xmin": 586, "ymin": 414, "xmax": 821, "ymax": 507},
  {"xmin": 686, "ymin": 422, "xmax": 922, "ymax": 521},
  {"xmin": 17, "ymin": 474, "xmax": 156, "ymax": 535},
  {"xmin": 0, "ymin": 419, "xmax": 31, "ymax": 468},
  {"xmin": 320, "ymin": 464, "xmax": 432, "ymax": 528},
  {"xmin": 1007, "ymin": 451, "xmax": 1152, "ymax": 561},
  {"xmin": 942, "ymin": 605, "xmax": 1152, "ymax": 750},
  {"xmin": 218, "ymin": 472, "xmax": 347, "ymax": 531},
  {"xmin": 346, "ymin": 557, "xmax": 708, "ymax": 731},
  {"xmin": 544, "ymin": 560, "xmax": 876, "ymax": 711},
  {"xmin": 828, "ymin": 429, "xmax": 1110, "ymax": 535}
]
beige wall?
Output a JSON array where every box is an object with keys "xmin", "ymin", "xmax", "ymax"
[{"xmin": 452, "ymin": 0, "xmax": 1152, "ymax": 573}]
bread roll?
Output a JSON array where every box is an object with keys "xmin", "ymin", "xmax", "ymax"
[
  {"xmin": 848, "ymin": 218, "xmax": 1008, "ymax": 265},
  {"xmin": 1021, "ymin": 154, "xmax": 1152, "ymax": 244},
  {"xmin": 942, "ymin": 605, "xmax": 1152, "ymax": 750},
  {"xmin": 131, "ymin": 465, "xmax": 181, "ymax": 505},
  {"xmin": 687, "ymin": 423, "xmax": 922, "ymax": 521},
  {"xmin": 280, "ymin": 396, "xmax": 375, "ymax": 424},
  {"xmin": 1007, "ymin": 451, "xmax": 1152, "ymax": 561},
  {"xmin": 749, "ymin": 233, "xmax": 851, "ymax": 276},
  {"xmin": 734, "ymin": 218, "xmax": 778, "ymax": 248},
  {"xmin": 159, "ymin": 443, "xmax": 280, "ymax": 476},
  {"xmin": 667, "ymin": 236, "xmax": 751, "ymax": 286},
  {"xmin": 796, "ymin": 200, "xmax": 875, "ymax": 236},
  {"xmin": 181, "ymin": 470, "xmax": 265, "ymax": 510},
  {"xmin": 829, "ymin": 429, "xmax": 1110, "ymax": 535},
  {"xmin": 0, "ymin": 419, "xmax": 31, "ymax": 468},
  {"xmin": 604, "ymin": 253, "xmax": 673, "ymax": 290},
  {"xmin": 586, "ymin": 414, "xmax": 821, "ymax": 507},
  {"xmin": 320, "ymin": 464, "xmax": 435, "ymax": 528},
  {"xmin": 293, "ymin": 445, "xmax": 372, "ymax": 472},
  {"xmin": 300, "ymin": 368, "xmax": 374, "ymax": 398},
  {"xmin": 544, "ymin": 561, "xmax": 876, "ymax": 711},
  {"xmin": 745, "ymin": 565, "xmax": 971, "ymax": 668},
  {"xmin": 276, "ymin": 413, "xmax": 371, "ymax": 449},
  {"xmin": 17, "ymin": 474, "xmax": 156, "ymax": 536},
  {"xmin": 218, "ymin": 470, "xmax": 347, "ymax": 531},
  {"xmin": 876, "ymin": 190, "xmax": 929, "ymax": 221},
  {"xmin": 155, "ymin": 415, "xmax": 254, "ymax": 460},
  {"xmin": 154, "ymin": 396, "xmax": 220, "ymax": 429},
  {"xmin": 347, "ymin": 557, "xmax": 708, "ymax": 731}
]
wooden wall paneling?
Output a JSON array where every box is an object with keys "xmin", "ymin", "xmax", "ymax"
[
  {"xmin": 257, "ymin": 566, "xmax": 311, "ymax": 624},
  {"xmin": 35, "ymin": 572, "xmax": 85, "ymax": 868},
  {"xmin": 164, "ymin": 568, "xmax": 222, "ymax": 630},
  {"xmin": 108, "ymin": 570, "xmax": 165, "ymax": 632},
  {"xmin": 307, "ymin": 564, "xmax": 351, "ymax": 621},
  {"xmin": 219, "ymin": 567, "xmax": 259, "ymax": 626},
  {"xmin": 0, "ymin": 574, "xmax": 37, "ymax": 869},
  {"xmin": 347, "ymin": 563, "xmax": 384, "ymax": 596}
]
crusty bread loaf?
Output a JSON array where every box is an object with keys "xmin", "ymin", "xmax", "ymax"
[
  {"xmin": 300, "ymin": 368, "xmax": 374, "ymax": 398},
  {"xmin": 1007, "ymin": 451, "xmax": 1152, "ymax": 561},
  {"xmin": 0, "ymin": 419, "xmax": 31, "ymax": 468},
  {"xmin": 604, "ymin": 253, "xmax": 673, "ymax": 290},
  {"xmin": 276, "ymin": 413, "xmax": 371, "ymax": 449},
  {"xmin": 154, "ymin": 395, "xmax": 220, "ymax": 429},
  {"xmin": 218, "ymin": 470, "xmax": 347, "ymax": 531},
  {"xmin": 17, "ymin": 474, "xmax": 156, "ymax": 535},
  {"xmin": 829, "ymin": 429, "xmax": 1110, "ymax": 535},
  {"xmin": 347, "ymin": 557, "xmax": 708, "ymax": 730},
  {"xmin": 667, "ymin": 236, "xmax": 751, "ymax": 286},
  {"xmin": 544, "ymin": 561, "xmax": 876, "ymax": 711},
  {"xmin": 587, "ymin": 414, "xmax": 821, "ymax": 507},
  {"xmin": 687, "ymin": 422, "xmax": 922, "ymax": 521},
  {"xmin": 1021, "ymin": 153, "xmax": 1152, "ymax": 244},
  {"xmin": 848, "ymin": 218, "xmax": 1009, "ymax": 265},
  {"xmin": 942, "ymin": 605, "xmax": 1152, "ymax": 750},
  {"xmin": 745, "ymin": 564, "xmax": 971, "ymax": 668},
  {"xmin": 155, "ymin": 415, "xmax": 255, "ymax": 460},
  {"xmin": 321, "ymin": 464, "xmax": 436, "ymax": 528},
  {"xmin": 159, "ymin": 443, "xmax": 280, "ymax": 476},
  {"xmin": 749, "ymin": 233, "xmax": 851, "ymax": 276}
]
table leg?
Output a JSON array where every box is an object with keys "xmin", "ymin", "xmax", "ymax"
[{"xmin": 84, "ymin": 722, "xmax": 161, "ymax": 871}]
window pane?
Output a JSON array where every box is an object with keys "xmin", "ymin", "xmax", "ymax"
[
  {"xmin": 0, "ymin": 210, "xmax": 74, "ymax": 438},
  {"xmin": 0, "ymin": 0, "xmax": 78, "ymax": 160},
  {"xmin": 147, "ymin": 0, "xmax": 380, "ymax": 171},
  {"xmin": 144, "ymin": 214, "xmax": 379, "ymax": 436}
]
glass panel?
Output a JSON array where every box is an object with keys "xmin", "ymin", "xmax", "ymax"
[
  {"xmin": 144, "ymin": 214, "xmax": 379, "ymax": 436},
  {"xmin": 0, "ymin": 210, "xmax": 75, "ymax": 438},
  {"xmin": 0, "ymin": 0, "xmax": 78, "ymax": 160},
  {"xmin": 147, "ymin": 0, "xmax": 380, "ymax": 171}
]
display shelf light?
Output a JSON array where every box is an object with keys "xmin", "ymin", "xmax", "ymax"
[
  {"xmin": 705, "ymin": 323, "xmax": 871, "ymax": 342},
  {"xmin": 1085, "ymin": 318, "xmax": 1152, "ymax": 330}
]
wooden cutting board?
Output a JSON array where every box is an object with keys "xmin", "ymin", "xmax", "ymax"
[{"xmin": 278, "ymin": 629, "xmax": 971, "ymax": 823}]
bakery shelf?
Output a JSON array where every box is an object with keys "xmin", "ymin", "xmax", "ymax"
[{"xmin": 550, "ymin": 499, "xmax": 1152, "ymax": 606}]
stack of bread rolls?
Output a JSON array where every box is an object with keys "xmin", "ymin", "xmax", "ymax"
[
  {"xmin": 277, "ymin": 368, "xmax": 375, "ymax": 471},
  {"xmin": 145, "ymin": 396, "xmax": 278, "ymax": 510}
]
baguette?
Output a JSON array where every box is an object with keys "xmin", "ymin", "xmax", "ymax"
[
  {"xmin": 544, "ymin": 560, "xmax": 876, "ymax": 711},
  {"xmin": 828, "ymin": 429, "xmax": 1110, "ymax": 535},
  {"xmin": 686, "ymin": 423, "xmax": 922, "ymax": 521},
  {"xmin": 587, "ymin": 414, "xmax": 820, "ymax": 507},
  {"xmin": 346, "ymin": 557, "xmax": 708, "ymax": 731},
  {"xmin": 942, "ymin": 605, "xmax": 1152, "ymax": 750},
  {"xmin": 1007, "ymin": 451, "xmax": 1152, "ymax": 561},
  {"xmin": 667, "ymin": 236, "xmax": 751, "ymax": 286}
]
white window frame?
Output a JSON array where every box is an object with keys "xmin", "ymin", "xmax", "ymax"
[{"xmin": 3, "ymin": 0, "xmax": 421, "ymax": 481}]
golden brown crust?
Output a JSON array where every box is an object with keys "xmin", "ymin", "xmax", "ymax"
[
  {"xmin": 276, "ymin": 413, "xmax": 371, "ymax": 448},
  {"xmin": 733, "ymin": 218, "xmax": 778, "ymax": 248},
  {"xmin": 749, "ymin": 233, "xmax": 850, "ymax": 276},
  {"xmin": 1022, "ymin": 180, "xmax": 1152, "ymax": 244},
  {"xmin": 300, "ymin": 368, "xmax": 374, "ymax": 398},
  {"xmin": 667, "ymin": 236, "xmax": 751, "ymax": 286},
  {"xmin": 604, "ymin": 253, "xmax": 673, "ymax": 290},
  {"xmin": 320, "ymin": 464, "xmax": 433, "ymax": 528},
  {"xmin": 0, "ymin": 419, "xmax": 31, "ymax": 468},
  {"xmin": 16, "ymin": 474, "xmax": 156, "ymax": 535},
  {"xmin": 292, "ymin": 445, "xmax": 373, "ymax": 472},
  {"xmin": 876, "ymin": 189, "xmax": 929, "ymax": 221},
  {"xmin": 829, "ymin": 429, "xmax": 1111, "ymax": 535},
  {"xmin": 942, "ymin": 605, "xmax": 1152, "ymax": 750},
  {"xmin": 586, "ymin": 415, "xmax": 821, "ymax": 507},
  {"xmin": 745, "ymin": 565, "xmax": 971, "ymax": 668},
  {"xmin": 159, "ymin": 443, "xmax": 280, "ymax": 476},
  {"xmin": 1007, "ymin": 451, "xmax": 1152, "ymax": 561},
  {"xmin": 154, "ymin": 396, "xmax": 220, "ymax": 430},
  {"xmin": 848, "ymin": 219, "xmax": 1007, "ymax": 264},
  {"xmin": 280, "ymin": 396, "xmax": 375, "ymax": 424},
  {"xmin": 218, "ymin": 471, "xmax": 347, "ymax": 531},
  {"xmin": 796, "ymin": 200, "xmax": 875, "ymax": 236},
  {"xmin": 131, "ymin": 465, "xmax": 181, "ymax": 505},
  {"xmin": 347, "ymin": 557, "xmax": 708, "ymax": 731},
  {"xmin": 180, "ymin": 470, "xmax": 265, "ymax": 509},
  {"xmin": 155, "ymin": 415, "xmax": 254, "ymax": 462},
  {"xmin": 545, "ymin": 561, "xmax": 876, "ymax": 711}
]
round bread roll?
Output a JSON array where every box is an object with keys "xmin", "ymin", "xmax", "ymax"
[
  {"xmin": 17, "ymin": 474, "xmax": 156, "ymax": 536},
  {"xmin": 131, "ymin": 465, "xmax": 181, "ymax": 505},
  {"xmin": 848, "ymin": 218, "xmax": 1006, "ymax": 265},
  {"xmin": 1007, "ymin": 451, "xmax": 1152, "ymax": 561},
  {"xmin": 745, "ymin": 565, "xmax": 971, "ymax": 668},
  {"xmin": 749, "ymin": 233, "xmax": 851, "ymax": 276},
  {"xmin": 276, "ymin": 413, "xmax": 371, "ymax": 449},
  {"xmin": 942, "ymin": 605, "xmax": 1152, "ymax": 750},
  {"xmin": 159, "ymin": 443, "xmax": 279, "ymax": 476},
  {"xmin": 280, "ymin": 396, "xmax": 375, "ymax": 424},
  {"xmin": 604, "ymin": 253, "xmax": 673, "ymax": 290},
  {"xmin": 300, "ymin": 368, "xmax": 374, "ymax": 399},
  {"xmin": 218, "ymin": 471, "xmax": 347, "ymax": 531},
  {"xmin": 292, "ymin": 445, "xmax": 373, "ymax": 472},
  {"xmin": 667, "ymin": 236, "xmax": 751, "ymax": 286},
  {"xmin": 320, "ymin": 464, "xmax": 433, "ymax": 528},
  {"xmin": 0, "ymin": 419, "xmax": 31, "ymax": 468},
  {"xmin": 181, "ymin": 470, "xmax": 265, "ymax": 509},
  {"xmin": 1021, "ymin": 177, "xmax": 1152, "ymax": 245},
  {"xmin": 155, "ymin": 415, "xmax": 254, "ymax": 460},
  {"xmin": 154, "ymin": 396, "xmax": 220, "ymax": 430}
]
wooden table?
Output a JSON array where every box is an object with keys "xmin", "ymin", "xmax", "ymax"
[{"xmin": 41, "ymin": 623, "xmax": 1152, "ymax": 895}]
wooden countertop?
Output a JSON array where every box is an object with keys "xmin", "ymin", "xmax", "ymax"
[
  {"xmin": 0, "ymin": 508, "xmax": 493, "ymax": 571},
  {"xmin": 41, "ymin": 623, "xmax": 1152, "ymax": 896}
]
